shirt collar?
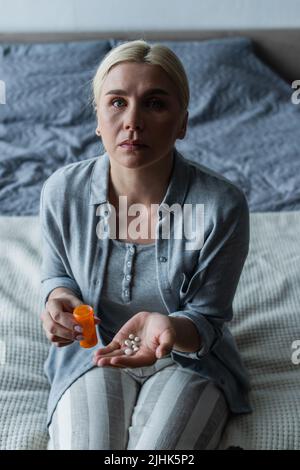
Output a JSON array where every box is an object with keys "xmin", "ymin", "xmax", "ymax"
[{"xmin": 89, "ymin": 147, "xmax": 190, "ymax": 212}]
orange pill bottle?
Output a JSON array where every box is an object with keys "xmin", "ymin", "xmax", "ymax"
[{"xmin": 73, "ymin": 305, "xmax": 98, "ymax": 348}]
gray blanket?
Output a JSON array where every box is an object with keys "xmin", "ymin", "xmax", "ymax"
[{"xmin": 1, "ymin": 37, "xmax": 300, "ymax": 215}]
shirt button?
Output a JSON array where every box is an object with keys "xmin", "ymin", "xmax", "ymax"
[
  {"xmin": 159, "ymin": 256, "xmax": 167, "ymax": 263},
  {"xmin": 129, "ymin": 247, "xmax": 135, "ymax": 254},
  {"xmin": 127, "ymin": 261, "xmax": 132, "ymax": 267},
  {"xmin": 126, "ymin": 275, "xmax": 131, "ymax": 281}
]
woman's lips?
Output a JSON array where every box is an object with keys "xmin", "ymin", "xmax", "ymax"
[{"xmin": 120, "ymin": 143, "xmax": 148, "ymax": 150}]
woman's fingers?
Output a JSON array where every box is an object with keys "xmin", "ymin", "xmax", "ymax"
[
  {"xmin": 42, "ymin": 305, "xmax": 78, "ymax": 342},
  {"xmin": 110, "ymin": 353, "xmax": 156, "ymax": 369},
  {"xmin": 44, "ymin": 322, "xmax": 78, "ymax": 343},
  {"xmin": 93, "ymin": 345, "xmax": 124, "ymax": 365},
  {"xmin": 93, "ymin": 340, "xmax": 121, "ymax": 357},
  {"xmin": 93, "ymin": 349, "xmax": 125, "ymax": 366},
  {"xmin": 54, "ymin": 339, "xmax": 74, "ymax": 348},
  {"xmin": 41, "ymin": 297, "xmax": 101, "ymax": 348},
  {"xmin": 94, "ymin": 346, "xmax": 157, "ymax": 368},
  {"xmin": 46, "ymin": 299, "xmax": 79, "ymax": 331},
  {"xmin": 97, "ymin": 359, "xmax": 127, "ymax": 368}
]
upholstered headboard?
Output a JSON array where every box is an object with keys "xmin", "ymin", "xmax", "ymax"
[{"xmin": 0, "ymin": 29, "xmax": 299, "ymax": 84}]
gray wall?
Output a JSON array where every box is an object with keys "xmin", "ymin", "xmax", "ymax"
[{"xmin": 0, "ymin": 0, "xmax": 300, "ymax": 33}]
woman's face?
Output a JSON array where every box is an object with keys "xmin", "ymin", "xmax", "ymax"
[{"xmin": 96, "ymin": 61, "xmax": 188, "ymax": 170}]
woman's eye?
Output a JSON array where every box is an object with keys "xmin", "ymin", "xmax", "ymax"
[
  {"xmin": 148, "ymin": 99, "xmax": 164, "ymax": 109},
  {"xmin": 111, "ymin": 98, "xmax": 124, "ymax": 108},
  {"xmin": 111, "ymin": 98, "xmax": 164, "ymax": 109}
]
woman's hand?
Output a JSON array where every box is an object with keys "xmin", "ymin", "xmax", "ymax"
[
  {"xmin": 41, "ymin": 292, "xmax": 101, "ymax": 348},
  {"xmin": 93, "ymin": 311, "xmax": 176, "ymax": 368}
]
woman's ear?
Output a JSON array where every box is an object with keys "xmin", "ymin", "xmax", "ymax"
[{"xmin": 177, "ymin": 110, "xmax": 189, "ymax": 140}]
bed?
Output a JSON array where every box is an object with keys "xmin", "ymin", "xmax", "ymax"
[{"xmin": 0, "ymin": 29, "xmax": 299, "ymax": 450}]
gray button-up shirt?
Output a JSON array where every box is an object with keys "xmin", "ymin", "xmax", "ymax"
[
  {"xmin": 99, "ymin": 239, "xmax": 169, "ymax": 344},
  {"xmin": 40, "ymin": 147, "xmax": 252, "ymax": 427}
]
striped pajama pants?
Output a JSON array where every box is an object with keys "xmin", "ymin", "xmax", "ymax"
[{"xmin": 47, "ymin": 354, "xmax": 229, "ymax": 450}]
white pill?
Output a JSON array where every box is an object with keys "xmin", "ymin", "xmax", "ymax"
[
  {"xmin": 124, "ymin": 339, "xmax": 132, "ymax": 347},
  {"xmin": 131, "ymin": 340, "xmax": 136, "ymax": 345},
  {"xmin": 133, "ymin": 346, "xmax": 139, "ymax": 351},
  {"xmin": 129, "ymin": 334, "xmax": 135, "ymax": 339},
  {"xmin": 134, "ymin": 336, "xmax": 141, "ymax": 342},
  {"xmin": 124, "ymin": 348, "xmax": 133, "ymax": 355}
]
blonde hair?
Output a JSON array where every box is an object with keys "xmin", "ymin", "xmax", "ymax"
[{"xmin": 91, "ymin": 39, "xmax": 190, "ymax": 113}]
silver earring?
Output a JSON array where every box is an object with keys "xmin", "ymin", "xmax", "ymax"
[{"xmin": 95, "ymin": 129, "xmax": 101, "ymax": 136}]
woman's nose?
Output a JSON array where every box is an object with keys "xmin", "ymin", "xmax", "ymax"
[{"xmin": 124, "ymin": 105, "xmax": 144, "ymax": 130}]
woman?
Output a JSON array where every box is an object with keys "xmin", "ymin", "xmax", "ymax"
[{"xmin": 40, "ymin": 39, "xmax": 252, "ymax": 450}]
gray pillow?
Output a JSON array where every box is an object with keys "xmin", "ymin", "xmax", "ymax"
[
  {"xmin": 0, "ymin": 40, "xmax": 111, "ymax": 125},
  {"xmin": 113, "ymin": 37, "xmax": 290, "ymax": 119}
]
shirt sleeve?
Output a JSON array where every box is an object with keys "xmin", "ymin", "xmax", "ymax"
[
  {"xmin": 40, "ymin": 178, "xmax": 82, "ymax": 307},
  {"xmin": 169, "ymin": 191, "xmax": 250, "ymax": 360}
]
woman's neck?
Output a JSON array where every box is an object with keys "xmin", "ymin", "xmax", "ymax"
[{"xmin": 108, "ymin": 152, "xmax": 174, "ymax": 210}]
